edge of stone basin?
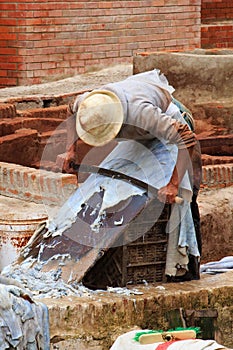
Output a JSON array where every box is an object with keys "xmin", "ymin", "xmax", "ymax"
[
  {"xmin": 0, "ymin": 64, "xmax": 133, "ymax": 101},
  {"xmin": 42, "ymin": 271, "xmax": 233, "ymax": 349}
]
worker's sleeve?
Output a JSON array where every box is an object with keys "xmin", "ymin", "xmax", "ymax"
[
  {"xmin": 66, "ymin": 113, "xmax": 77, "ymax": 151},
  {"xmin": 71, "ymin": 91, "xmax": 90, "ymax": 114},
  {"xmin": 66, "ymin": 92, "xmax": 90, "ymax": 151},
  {"xmin": 66, "ymin": 97, "xmax": 81, "ymax": 152},
  {"xmin": 132, "ymin": 102, "xmax": 196, "ymax": 149}
]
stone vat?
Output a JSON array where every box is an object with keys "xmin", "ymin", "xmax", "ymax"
[
  {"xmin": 133, "ymin": 49, "xmax": 233, "ymax": 107},
  {"xmin": 0, "ymin": 199, "xmax": 48, "ymax": 270}
]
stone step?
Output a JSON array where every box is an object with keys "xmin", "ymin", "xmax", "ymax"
[
  {"xmin": 0, "ymin": 91, "xmax": 87, "ymax": 110},
  {"xmin": 42, "ymin": 269, "xmax": 233, "ymax": 349},
  {"xmin": 202, "ymin": 154, "xmax": 233, "ymax": 166},
  {"xmin": 0, "ymin": 117, "xmax": 63, "ymax": 137},
  {"xmin": 0, "ymin": 161, "xmax": 232, "ymax": 206},
  {"xmin": 18, "ymin": 105, "xmax": 68, "ymax": 119}
]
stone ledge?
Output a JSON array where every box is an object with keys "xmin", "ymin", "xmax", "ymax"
[
  {"xmin": 0, "ymin": 162, "xmax": 78, "ymax": 206},
  {"xmin": 202, "ymin": 155, "xmax": 233, "ymax": 166},
  {"xmin": 43, "ymin": 271, "xmax": 233, "ymax": 349},
  {"xmin": 133, "ymin": 50, "xmax": 233, "ymax": 104}
]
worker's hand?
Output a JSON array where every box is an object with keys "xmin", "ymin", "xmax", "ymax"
[
  {"xmin": 158, "ymin": 182, "xmax": 179, "ymax": 204},
  {"xmin": 62, "ymin": 150, "xmax": 77, "ymax": 174}
]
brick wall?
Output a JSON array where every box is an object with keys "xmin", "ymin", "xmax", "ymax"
[
  {"xmin": 0, "ymin": 0, "xmax": 201, "ymax": 87},
  {"xmin": 201, "ymin": 22, "xmax": 233, "ymax": 48},
  {"xmin": 201, "ymin": 0, "xmax": 233, "ymax": 48},
  {"xmin": 201, "ymin": 0, "xmax": 233, "ymax": 21}
]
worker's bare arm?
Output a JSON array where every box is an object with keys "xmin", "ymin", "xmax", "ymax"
[{"xmin": 158, "ymin": 146, "xmax": 194, "ymax": 204}]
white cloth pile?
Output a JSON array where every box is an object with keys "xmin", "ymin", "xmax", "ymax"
[
  {"xmin": 110, "ymin": 330, "xmax": 229, "ymax": 350},
  {"xmin": 201, "ymin": 256, "xmax": 233, "ymax": 274},
  {"xmin": 0, "ymin": 278, "xmax": 50, "ymax": 349}
]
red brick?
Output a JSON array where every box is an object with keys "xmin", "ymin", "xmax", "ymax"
[
  {"xmin": 0, "ymin": 62, "xmax": 17, "ymax": 70},
  {"xmin": 0, "ymin": 70, "xmax": 7, "ymax": 77},
  {"xmin": 19, "ymin": 18, "xmax": 42, "ymax": 26},
  {"xmin": 0, "ymin": 32, "xmax": 17, "ymax": 40},
  {"xmin": 0, "ymin": 77, "xmax": 17, "ymax": 87},
  {"xmin": 0, "ymin": 3, "xmax": 17, "ymax": 10},
  {"xmin": 9, "ymin": 168, "xmax": 14, "ymax": 185}
]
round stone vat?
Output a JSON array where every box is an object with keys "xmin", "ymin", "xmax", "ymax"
[
  {"xmin": 0, "ymin": 198, "xmax": 47, "ymax": 270},
  {"xmin": 133, "ymin": 49, "xmax": 233, "ymax": 104}
]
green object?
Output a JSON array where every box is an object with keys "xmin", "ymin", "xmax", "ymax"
[
  {"xmin": 133, "ymin": 330, "xmax": 163, "ymax": 342},
  {"xmin": 134, "ymin": 327, "xmax": 201, "ymax": 342}
]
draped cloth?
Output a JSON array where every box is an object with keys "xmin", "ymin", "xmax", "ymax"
[{"xmin": 0, "ymin": 282, "xmax": 50, "ymax": 350}]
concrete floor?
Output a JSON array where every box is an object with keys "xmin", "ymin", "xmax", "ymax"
[{"xmin": 0, "ymin": 64, "xmax": 133, "ymax": 101}]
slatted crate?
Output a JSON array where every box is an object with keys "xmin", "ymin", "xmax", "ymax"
[{"xmin": 82, "ymin": 199, "xmax": 170, "ymax": 289}]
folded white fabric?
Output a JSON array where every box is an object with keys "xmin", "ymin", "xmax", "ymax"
[
  {"xmin": 169, "ymin": 339, "xmax": 226, "ymax": 350},
  {"xmin": 110, "ymin": 330, "xmax": 228, "ymax": 350}
]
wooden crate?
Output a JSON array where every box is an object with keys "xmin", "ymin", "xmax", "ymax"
[{"xmin": 82, "ymin": 200, "xmax": 170, "ymax": 289}]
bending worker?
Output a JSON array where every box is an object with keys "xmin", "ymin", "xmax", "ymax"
[{"xmin": 62, "ymin": 69, "xmax": 202, "ymax": 282}]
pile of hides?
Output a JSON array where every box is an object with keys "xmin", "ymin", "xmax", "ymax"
[
  {"xmin": 0, "ymin": 277, "xmax": 50, "ymax": 350},
  {"xmin": 200, "ymin": 256, "xmax": 233, "ymax": 274}
]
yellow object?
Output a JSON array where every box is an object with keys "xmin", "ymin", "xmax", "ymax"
[{"xmin": 139, "ymin": 329, "xmax": 197, "ymax": 344}]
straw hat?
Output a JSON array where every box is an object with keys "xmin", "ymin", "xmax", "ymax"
[{"xmin": 76, "ymin": 90, "xmax": 124, "ymax": 146}]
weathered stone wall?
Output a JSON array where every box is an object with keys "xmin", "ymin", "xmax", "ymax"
[
  {"xmin": 46, "ymin": 271, "xmax": 233, "ymax": 349},
  {"xmin": 198, "ymin": 187, "xmax": 233, "ymax": 263},
  {"xmin": 133, "ymin": 49, "xmax": 233, "ymax": 106}
]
